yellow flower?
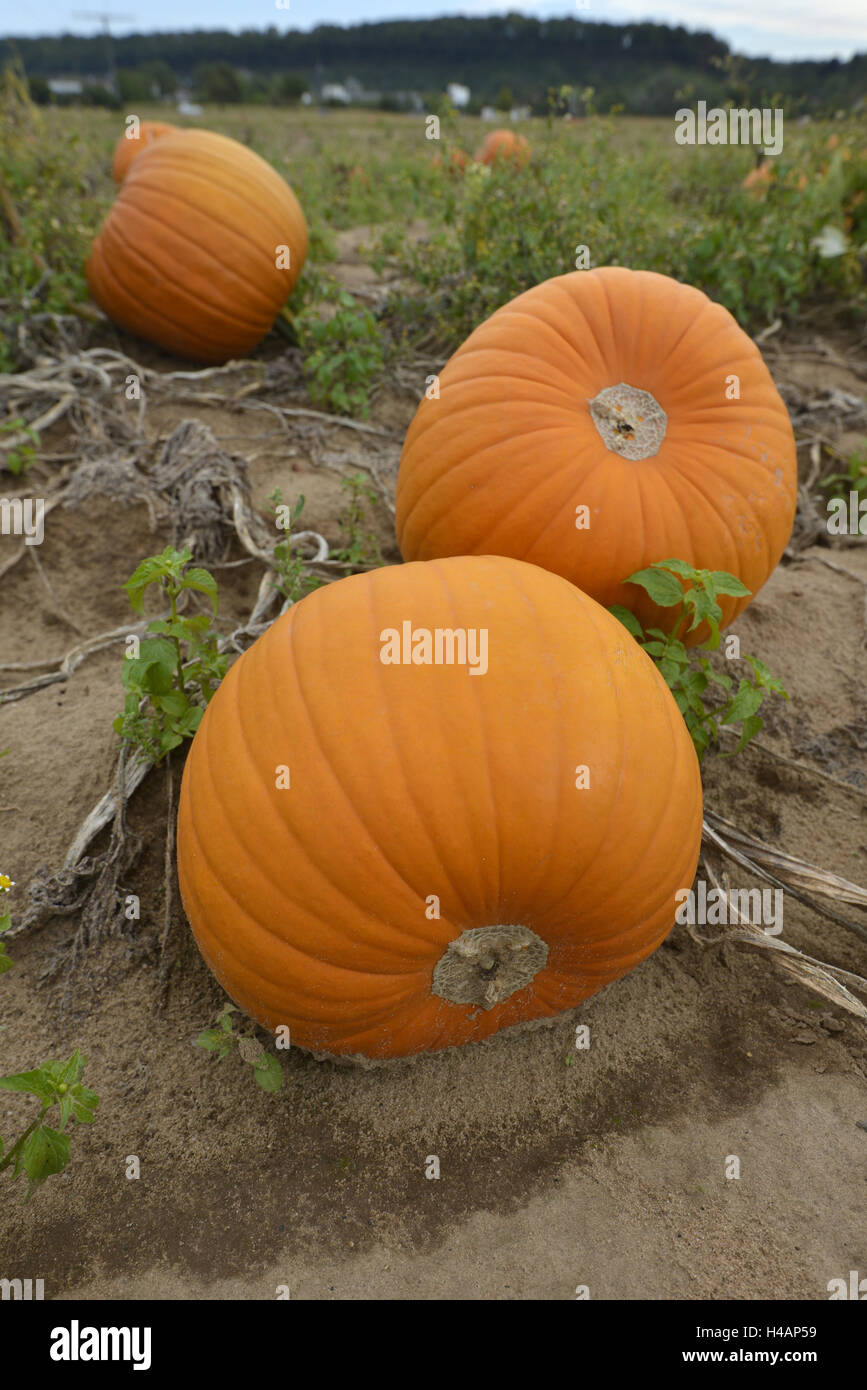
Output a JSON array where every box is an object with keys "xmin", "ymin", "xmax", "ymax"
[{"xmin": 0, "ymin": 874, "xmax": 14, "ymax": 892}]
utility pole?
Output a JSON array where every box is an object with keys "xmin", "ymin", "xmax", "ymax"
[{"xmin": 72, "ymin": 12, "xmax": 135, "ymax": 93}]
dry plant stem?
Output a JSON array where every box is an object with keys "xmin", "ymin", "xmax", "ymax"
[
  {"xmin": 695, "ymin": 852, "xmax": 867, "ymax": 1022},
  {"xmin": 0, "ymin": 620, "xmax": 152, "ymax": 703},
  {"xmin": 705, "ymin": 810, "xmax": 867, "ymax": 907},
  {"xmin": 701, "ymin": 816, "xmax": 867, "ymax": 943}
]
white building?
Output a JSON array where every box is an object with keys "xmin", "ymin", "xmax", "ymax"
[
  {"xmin": 447, "ymin": 82, "xmax": 470, "ymax": 109},
  {"xmin": 321, "ymin": 83, "xmax": 351, "ymax": 105}
]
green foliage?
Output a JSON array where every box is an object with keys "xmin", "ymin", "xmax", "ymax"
[
  {"xmin": 0, "ymin": 1050, "xmax": 99, "ymax": 1200},
  {"xmin": 332, "ymin": 473, "xmax": 384, "ymax": 569},
  {"xmin": 0, "ymin": 416, "xmax": 39, "ymax": 474},
  {"xmin": 821, "ymin": 447, "xmax": 867, "ymax": 501},
  {"xmin": 113, "ymin": 547, "xmax": 228, "ymax": 764},
  {"xmin": 194, "ymin": 61, "xmax": 242, "ymax": 105},
  {"xmin": 195, "ymin": 1006, "xmax": 283, "ymax": 1093},
  {"xmin": 295, "ymin": 282, "xmax": 386, "ymax": 418},
  {"xmin": 610, "ymin": 560, "xmax": 788, "ymax": 760},
  {"xmin": 0, "ymin": 65, "xmax": 103, "ymax": 368},
  {"xmin": 387, "ymin": 116, "xmax": 866, "ymax": 351},
  {"xmin": 267, "ymin": 488, "xmax": 323, "ymax": 603}
]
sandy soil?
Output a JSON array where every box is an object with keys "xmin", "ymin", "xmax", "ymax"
[{"xmin": 1, "ymin": 249, "xmax": 866, "ymax": 1300}]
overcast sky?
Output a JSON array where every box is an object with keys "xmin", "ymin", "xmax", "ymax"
[{"xmin": 2, "ymin": 0, "xmax": 864, "ymax": 61}]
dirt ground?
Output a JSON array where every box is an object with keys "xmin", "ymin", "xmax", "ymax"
[{"xmin": 1, "ymin": 239, "xmax": 866, "ymax": 1299}]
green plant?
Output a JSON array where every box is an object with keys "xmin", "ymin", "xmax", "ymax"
[
  {"xmin": 295, "ymin": 283, "xmax": 385, "ymax": 418},
  {"xmin": 195, "ymin": 1005, "xmax": 283, "ymax": 1093},
  {"xmin": 0, "ymin": 1050, "xmax": 99, "ymax": 1200},
  {"xmin": 821, "ymin": 447, "xmax": 867, "ymax": 501},
  {"xmin": 113, "ymin": 546, "xmax": 228, "ymax": 764},
  {"xmin": 610, "ymin": 560, "xmax": 788, "ymax": 759},
  {"xmin": 331, "ymin": 473, "xmax": 384, "ymax": 569},
  {"xmin": 0, "ymin": 416, "xmax": 39, "ymax": 474},
  {"xmin": 0, "ymin": 64, "xmax": 99, "ymax": 369},
  {"xmin": 267, "ymin": 488, "xmax": 323, "ymax": 603}
]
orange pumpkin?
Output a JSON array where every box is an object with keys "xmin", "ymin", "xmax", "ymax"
[
  {"xmin": 111, "ymin": 120, "xmax": 177, "ymax": 182},
  {"xmin": 475, "ymin": 129, "xmax": 530, "ymax": 168},
  {"xmin": 395, "ymin": 268, "xmax": 797, "ymax": 640},
  {"xmin": 177, "ymin": 554, "xmax": 702, "ymax": 1060},
  {"xmin": 87, "ymin": 129, "xmax": 308, "ymax": 363}
]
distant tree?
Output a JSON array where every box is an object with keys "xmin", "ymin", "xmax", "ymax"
[
  {"xmin": 117, "ymin": 67, "xmax": 152, "ymax": 103},
  {"xmin": 194, "ymin": 62, "xmax": 242, "ymax": 105},
  {"xmin": 143, "ymin": 60, "xmax": 178, "ymax": 98},
  {"xmin": 272, "ymin": 72, "xmax": 308, "ymax": 105},
  {"xmin": 82, "ymin": 83, "xmax": 121, "ymax": 110},
  {"xmin": 495, "ymin": 84, "xmax": 513, "ymax": 111}
]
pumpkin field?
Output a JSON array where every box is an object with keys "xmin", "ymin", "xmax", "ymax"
[{"xmin": 1, "ymin": 70, "xmax": 867, "ymax": 1305}]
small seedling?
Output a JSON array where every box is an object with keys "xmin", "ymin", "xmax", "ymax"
[
  {"xmin": 610, "ymin": 559, "xmax": 787, "ymax": 759},
  {"xmin": 195, "ymin": 1005, "xmax": 283, "ymax": 1094},
  {"xmin": 114, "ymin": 546, "xmax": 228, "ymax": 764},
  {"xmin": 0, "ymin": 1050, "xmax": 99, "ymax": 1201},
  {"xmin": 331, "ymin": 473, "xmax": 384, "ymax": 570},
  {"xmin": 267, "ymin": 487, "xmax": 322, "ymax": 603}
]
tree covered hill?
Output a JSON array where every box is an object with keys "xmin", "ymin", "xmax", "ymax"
[{"xmin": 2, "ymin": 14, "xmax": 864, "ymax": 115}]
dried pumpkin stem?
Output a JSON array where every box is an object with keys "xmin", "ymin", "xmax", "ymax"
[
  {"xmin": 432, "ymin": 924, "xmax": 548, "ymax": 1010},
  {"xmin": 588, "ymin": 382, "xmax": 667, "ymax": 460}
]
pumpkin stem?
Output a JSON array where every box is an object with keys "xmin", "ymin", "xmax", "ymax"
[
  {"xmin": 588, "ymin": 382, "xmax": 667, "ymax": 461},
  {"xmin": 432, "ymin": 925, "xmax": 548, "ymax": 1010}
]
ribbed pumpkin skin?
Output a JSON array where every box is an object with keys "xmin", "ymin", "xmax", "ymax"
[
  {"xmin": 111, "ymin": 121, "xmax": 176, "ymax": 182},
  {"xmin": 87, "ymin": 129, "xmax": 308, "ymax": 363},
  {"xmin": 476, "ymin": 129, "xmax": 530, "ymax": 166},
  {"xmin": 177, "ymin": 555, "xmax": 702, "ymax": 1060},
  {"xmin": 395, "ymin": 268, "xmax": 797, "ymax": 641}
]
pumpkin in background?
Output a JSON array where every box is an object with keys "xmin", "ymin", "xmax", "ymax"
[
  {"xmin": 395, "ymin": 267, "xmax": 797, "ymax": 642},
  {"xmin": 87, "ymin": 129, "xmax": 308, "ymax": 363},
  {"xmin": 177, "ymin": 554, "xmax": 702, "ymax": 1061},
  {"xmin": 111, "ymin": 120, "xmax": 177, "ymax": 182},
  {"xmin": 475, "ymin": 129, "xmax": 530, "ymax": 167}
]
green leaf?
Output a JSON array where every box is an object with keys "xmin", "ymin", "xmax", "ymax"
[
  {"xmin": 17, "ymin": 1124, "xmax": 70, "ymax": 1194},
  {"xmin": 651, "ymin": 557, "xmax": 696, "ymax": 578},
  {"xmin": 0, "ymin": 1067, "xmax": 55, "ymax": 1103},
  {"xmin": 731, "ymin": 713, "xmax": 764, "ymax": 754},
  {"xmin": 608, "ymin": 605, "xmax": 643, "ymax": 639},
  {"xmin": 710, "ymin": 571, "xmax": 752, "ymax": 598},
  {"xmin": 624, "ymin": 566, "xmax": 684, "ymax": 608},
  {"xmin": 722, "ymin": 681, "xmax": 765, "ymax": 724},
  {"xmin": 195, "ymin": 1029, "xmax": 232, "ymax": 1057},
  {"xmin": 252, "ymin": 1054, "xmax": 283, "ymax": 1093},
  {"xmin": 181, "ymin": 567, "xmax": 219, "ymax": 612}
]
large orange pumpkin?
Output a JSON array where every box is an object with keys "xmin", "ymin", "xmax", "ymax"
[
  {"xmin": 395, "ymin": 268, "xmax": 797, "ymax": 640},
  {"xmin": 111, "ymin": 120, "xmax": 177, "ymax": 182},
  {"xmin": 177, "ymin": 555, "xmax": 702, "ymax": 1060},
  {"xmin": 475, "ymin": 129, "xmax": 530, "ymax": 167},
  {"xmin": 87, "ymin": 129, "xmax": 308, "ymax": 363}
]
